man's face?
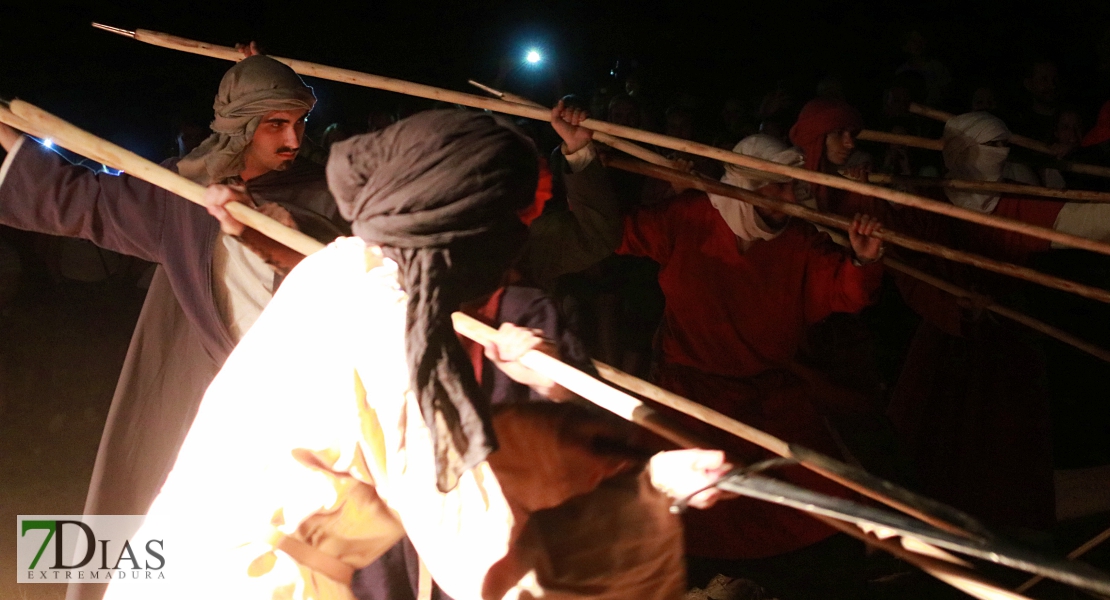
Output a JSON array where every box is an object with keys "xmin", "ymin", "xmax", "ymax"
[
  {"xmin": 824, "ymin": 129, "xmax": 855, "ymax": 166},
  {"xmin": 244, "ymin": 109, "xmax": 308, "ymax": 174},
  {"xmin": 754, "ymin": 180, "xmax": 796, "ymax": 226}
]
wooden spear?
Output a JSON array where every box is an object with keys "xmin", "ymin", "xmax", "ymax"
[
  {"xmin": 604, "ymin": 155, "xmax": 1110, "ymax": 305},
  {"xmin": 0, "ymin": 99, "xmax": 1078, "ymax": 598},
  {"xmin": 858, "ymin": 129, "xmax": 944, "ymax": 151},
  {"xmin": 0, "ymin": 102, "xmax": 322, "ymax": 257},
  {"xmin": 907, "ymin": 102, "xmax": 1110, "ymax": 179},
  {"xmin": 867, "ymin": 172, "xmax": 1110, "ymax": 203},
  {"xmin": 815, "ymin": 228, "xmax": 1110, "ymax": 364},
  {"xmin": 90, "ymin": 24, "xmax": 1110, "ymax": 259}
]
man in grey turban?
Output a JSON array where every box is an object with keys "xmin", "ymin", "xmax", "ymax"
[{"xmin": 0, "ymin": 52, "xmax": 346, "ymax": 600}]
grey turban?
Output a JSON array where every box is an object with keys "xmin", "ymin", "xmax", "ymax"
[{"xmin": 177, "ymin": 55, "xmax": 316, "ymax": 184}]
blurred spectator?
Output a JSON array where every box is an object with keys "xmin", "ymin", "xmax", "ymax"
[{"xmin": 895, "ymin": 30, "xmax": 953, "ymax": 106}]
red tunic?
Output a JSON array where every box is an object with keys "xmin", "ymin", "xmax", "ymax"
[
  {"xmin": 887, "ymin": 194, "xmax": 1060, "ymax": 530},
  {"xmin": 618, "ymin": 190, "xmax": 883, "ymax": 559},
  {"xmin": 963, "ymin": 195, "xmax": 1062, "ymax": 265}
]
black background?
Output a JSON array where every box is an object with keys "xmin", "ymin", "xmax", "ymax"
[{"xmin": 3, "ymin": 0, "xmax": 1110, "ymax": 159}]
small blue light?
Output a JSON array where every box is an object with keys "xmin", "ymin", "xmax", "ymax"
[
  {"xmin": 524, "ymin": 49, "xmax": 542, "ymax": 65},
  {"xmin": 42, "ymin": 138, "xmax": 54, "ymax": 148}
]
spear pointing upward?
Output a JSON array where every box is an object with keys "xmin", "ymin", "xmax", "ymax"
[{"xmin": 90, "ymin": 23, "xmax": 1110, "ymax": 260}]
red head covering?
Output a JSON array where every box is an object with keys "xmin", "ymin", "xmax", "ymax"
[
  {"xmin": 788, "ymin": 98, "xmax": 864, "ymax": 171},
  {"xmin": 1082, "ymin": 100, "xmax": 1110, "ymax": 147}
]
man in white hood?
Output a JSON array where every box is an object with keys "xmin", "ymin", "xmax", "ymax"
[{"xmin": 941, "ymin": 111, "xmax": 1110, "ymax": 263}]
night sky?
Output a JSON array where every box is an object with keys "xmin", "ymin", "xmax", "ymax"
[{"xmin": 3, "ymin": 0, "xmax": 1110, "ymax": 160}]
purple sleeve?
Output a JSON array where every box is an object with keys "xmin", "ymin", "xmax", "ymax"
[{"xmin": 0, "ymin": 137, "xmax": 167, "ymax": 262}]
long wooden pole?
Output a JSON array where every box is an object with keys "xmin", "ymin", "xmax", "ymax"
[
  {"xmin": 909, "ymin": 103, "xmax": 1052, "ymax": 153},
  {"xmin": 813, "ymin": 228, "xmax": 1110, "ymax": 364},
  {"xmin": 858, "ymin": 129, "xmax": 944, "ymax": 151},
  {"xmin": 91, "ymin": 24, "xmax": 1110, "ymax": 259},
  {"xmin": 907, "ymin": 102, "xmax": 1110, "ymax": 179},
  {"xmin": 0, "ymin": 103, "xmax": 46, "ymax": 139},
  {"xmin": 867, "ymin": 172, "xmax": 1110, "ymax": 203},
  {"xmin": 604, "ymin": 155, "xmax": 1110, "ymax": 304},
  {"xmin": 452, "ymin": 314, "xmax": 1032, "ymax": 600},
  {"xmin": 2, "ymin": 101, "xmax": 324, "ymax": 257}
]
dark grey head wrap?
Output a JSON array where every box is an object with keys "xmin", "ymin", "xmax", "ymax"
[
  {"xmin": 328, "ymin": 110, "xmax": 538, "ymax": 491},
  {"xmin": 177, "ymin": 55, "xmax": 316, "ymax": 184}
]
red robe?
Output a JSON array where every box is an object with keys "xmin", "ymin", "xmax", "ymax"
[
  {"xmin": 888, "ymin": 194, "xmax": 1060, "ymax": 530},
  {"xmin": 962, "ymin": 195, "xmax": 1062, "ymax": 265},
  {"xmin": 618, "ymin": 190, "xmax": 883, "ymax": 559}
]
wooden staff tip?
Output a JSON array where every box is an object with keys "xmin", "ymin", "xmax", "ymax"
[
  {"xmin": 467, "ymin": 80, "xmax": 503, "ymax": 98},
  {"xmin": 91, "ymin": 23, "xmax": 136, "ymax": 38}
]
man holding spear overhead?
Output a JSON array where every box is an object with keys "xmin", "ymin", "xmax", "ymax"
[{"xmin": 0, "ymin": 52, "xmax": 345, "ymax": 600}]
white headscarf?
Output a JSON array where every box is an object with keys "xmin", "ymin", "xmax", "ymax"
[
  {"xmin": 708, "ymin": 134, "xmax": 805, "ymax": 241},
  {"xmin": 176, "ymin": 56, "xmax": 316, "ymax": 185},
  {"xmin": 941, "ymin": 111, "xmax": 1011, "ymax": 213}
]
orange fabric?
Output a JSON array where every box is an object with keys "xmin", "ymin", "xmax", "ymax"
[
  {"xmin": 459, "ymin": 287, "xmax": 506, "ymax": 385},
  {"xmin": 518, "ymin": 155, "xmax": 554, "ymax": 227},
  {"xmin": 616, "ymin": 191, "xmax": 881, "ymax": 558},
  {"xmin": 617, "ymin": 191, "xmax": 882, "ymax": 378}
]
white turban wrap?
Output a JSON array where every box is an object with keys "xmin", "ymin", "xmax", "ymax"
[
  {"xmin": 708, "ymin": 134, "xmax": 805, "ymax": 241},
  {"xmin": 942, "ymin": 111, "xmax": 1011, "ymax": 213},
  {"xmin": 177, "ymin": 56, "xmax": 316, "ymax": 185}
]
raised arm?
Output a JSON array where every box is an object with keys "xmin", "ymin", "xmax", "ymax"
[
  {"xmin": 0, "ymin": 130, "xmax": 172, "ymax": 263},
  {"xmin": 802, "ymin": 215, "xmax": 886, "ymax": 323},
  {"xmin": 522, "ymin": 100, "xmax": 625, "ymax": 287}
]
